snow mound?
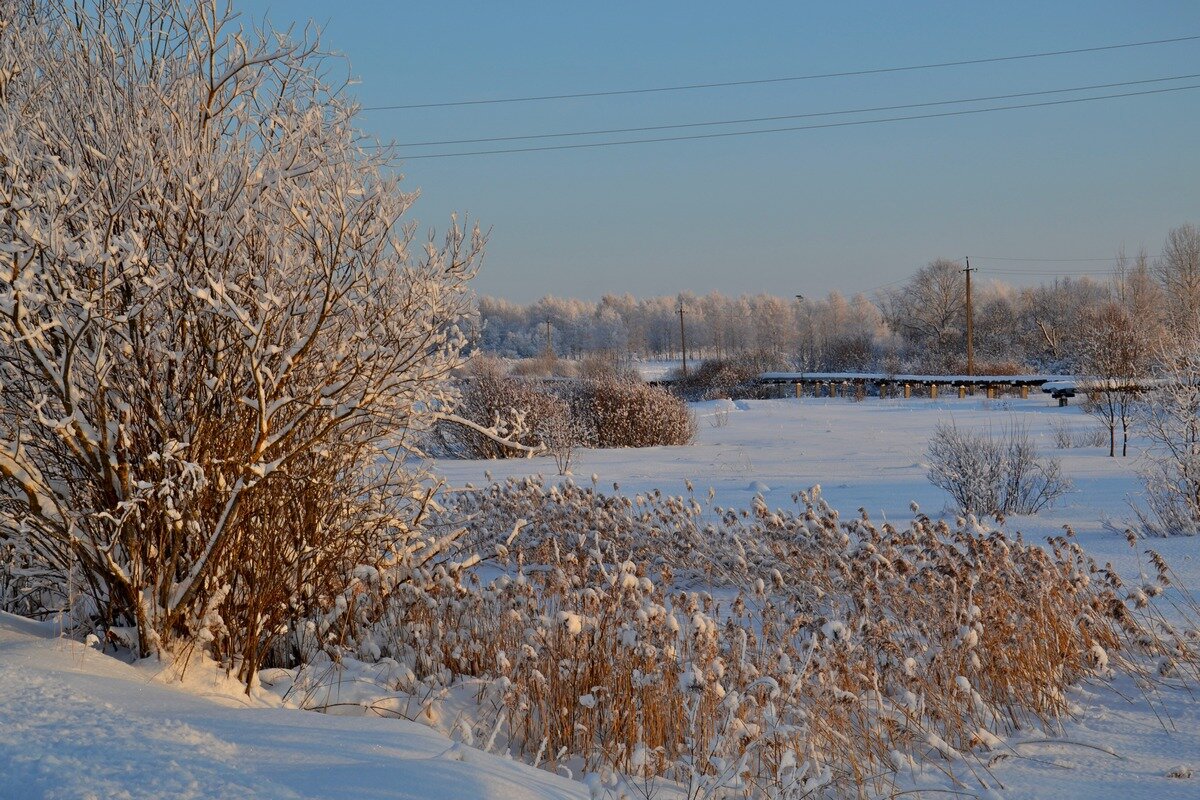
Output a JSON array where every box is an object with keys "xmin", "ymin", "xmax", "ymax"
[{"xmin": 0, "ymin": 612, "xmax": 585, "ymax": 800}]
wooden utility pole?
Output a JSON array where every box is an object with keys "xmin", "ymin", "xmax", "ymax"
[
  {"xmin": 678, "ymin": 301, "xmax": 688, "ymax": 378},
  {"xmin": 545, "ymin": 319, "xmax": 552, "ymax": 355},
  {"xmin": 964, "ymin": 257, "xmax": 975, "ymax": 376}
]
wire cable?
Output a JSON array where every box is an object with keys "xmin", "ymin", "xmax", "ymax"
[
  {"xmin": 362, "ymin": 34, "xmax": 1200, "ymax": 111},
  {"xmin": 388, "ymin": 73, "xmax": 1200, "ymax": 147},
  {"xmin": 389, "ymin": 83, "xmax": 1200, "ymax": 159},
  {"xmin": 984, "ymin": 269, "xmax": 1120, "ymax": 276},
  {"xmin": 972, "ymin": 255, "xmax": 1132, "ymax": 262}
]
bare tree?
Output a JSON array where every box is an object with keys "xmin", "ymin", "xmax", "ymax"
[
  {"xmin": 1017, "ymin": 278, "xmax": 1111, "ymax": 370},
  {"xmin": 1157, "ymin": 223, "xmax": 1200, "ymax": 338},
  {"xmin": 0, "ymin": 0, "xmax": 482, "ymax": 678},
  {"xmin": 1078, "ymin": 304, "xmax": 1151, "ymax": 457},
  {"xmin": 1136, "ymin": 335, "xmax": 1200, "ymax": 535},
  {"xmin": 1115, "ymin": 247, "xmax": 1165, "ymax": 335},
  {"xmin": 882, "ymin": 259, "xmax": 965, "ymax": 372}
]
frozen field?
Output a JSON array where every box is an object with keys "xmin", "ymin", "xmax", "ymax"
[
  {"xmin": 435, "ymin": 395, "xmax": 1200, "ymax": 587},
  {"xmin": 3, "ymin": 395, "xmax": 1199, "ymax": 799}
]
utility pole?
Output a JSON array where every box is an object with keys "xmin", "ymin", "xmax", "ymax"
[
  {"xmin": 795, "ymin": 294, "xmax": 806, "ymax": 369},
  {"xmin": 678, "ymin": 301, "xmax": 688, "ymax": 378},
  {"xmin": 964, "ymin": 257, "xmax": 975, "ymax": 377},
  {"xmin": 545, "ymin": 319, "xmax": 553, "ymax": 355}
]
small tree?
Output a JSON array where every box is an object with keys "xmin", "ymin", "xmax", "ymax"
[
  {"xmin": 1077, "ymin": 303, "xmax": 1151, "ymax": 457},
  {"xmin": 1135, "ymin": 336, "xmax": 1200, "ymax": 535},
  {"xmin": 927, "ymin": 421, "xmax": 1070, "ymax": 517}
]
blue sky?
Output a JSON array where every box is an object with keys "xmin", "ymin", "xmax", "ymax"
[{"xmin": 238, "ymin": 1, "xmax": 1199, "ymax": 302}]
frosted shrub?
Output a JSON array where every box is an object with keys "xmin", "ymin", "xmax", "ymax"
[
  {"xmin": 0, "ymin": 0, "xmax": 483, "ymax": 679},
  {"xmin": 672, "ymin": 353, "xmax": 785, "ymax": 401},
  {"xmin": 1134, "ymin": 339, "xmax": 1200, "ymax": 536},
  {"xmin": 435, "ymin": 358, "xmax": 572, "ymax": 459},
  {"xmin": 435, "ymin": 362, "xmax": 692, "ymax": 461},
  {"xmin": 927, "ymin": 421, "xmax": 1070, "ymax": 517},
  {"xmin": 1050, "ymin": 420, "xmax": 1108, "ymax": 449},
  {"xmin": 580, "ymin": 377, "xmax": 696, "ymax": 448}
]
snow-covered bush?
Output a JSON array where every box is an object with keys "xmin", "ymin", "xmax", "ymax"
[
  {"xmin": 579, "ymin": 377, "xmax": 696, "ymax": 448},
  {"xmin": 434, "ymin": 358, "xmax": 571, "ymax": 459},
  {"xmin": 1050, "ymin": 419, "xmax": 1108, "ymax": 449},
  {"xmin": 434, "ymin": 365, "xmax": 692, "ymax": 459},
  {"xmin": 0, "ymin": 1, "xmax": 481, "ymax": 678},
  {"xmin": 672, "ymin": 352, "xmax": 786, "ymax": 401},
  {"xmin": 1134, "ymin": 339, "xmax": 1200, "ymax": 536},
  {"xmin": 927, "ymin": 421, "xmax": 1070, "ymax": 517}
]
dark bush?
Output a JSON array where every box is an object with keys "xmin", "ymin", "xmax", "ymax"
[
  {"xmin": 671, "ymin": 351, "xmax": 789, "ymax": 401},
  {"xmin": 580, "ymin": 377, "xmax": 696, "ymax": 448},
  {"xmin": 437, "ymin": 358, "xmax": 572, "ymax": 458}
]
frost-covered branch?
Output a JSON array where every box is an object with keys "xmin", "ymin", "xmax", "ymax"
[{"xmin": 0, "ymin": 0, "xmax": 483, "ymax": 673}]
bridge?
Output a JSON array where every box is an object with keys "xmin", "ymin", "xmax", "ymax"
[{"xmin": 755, "ymin": 372, "xmax": 1077, "ymax": 402}]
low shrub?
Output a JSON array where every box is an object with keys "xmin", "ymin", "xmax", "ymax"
[
  {"xmin": 672, "ymin": 352, "xmax": 788, "ymax": 401},
  {"xmin": 435, "ymin": 357, "xmax": 572, "ymax": 458},
  {"xmin": 435, "ymin": 362, "xmax": 694, "ymax": 458},
  {"xmin": 927, "ymin": 420, "xmax": 1070, "ymax": 517},
  {"xmin": 580, "ymin": 376, "xmax": 696, "ymax": 448},
  {"xmin": 509, "ymin": 353, "xmax": 579, "ymax": 379},
  {"xmin": 1050, "ymin": 419, "xmax": 1109, "ymax": 449}
]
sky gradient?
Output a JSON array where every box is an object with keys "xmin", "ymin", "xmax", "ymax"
[{"xmin": 238, "ymin": 1, "xmax": 1200, "ymax": 302}]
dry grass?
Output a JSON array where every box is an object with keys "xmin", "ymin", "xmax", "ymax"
[{"xmin": 323, "ymin": 478, "xmax": 1200, "ymax": 798}]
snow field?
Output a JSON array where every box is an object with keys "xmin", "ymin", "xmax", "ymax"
[{"xmin": 4, "ymin": 396, "xmax": 1199, "ymax": 799}]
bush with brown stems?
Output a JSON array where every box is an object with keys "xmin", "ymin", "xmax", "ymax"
[
  {"xmin": 434, "ymin": 358, "xmax": 573, "ymax": 459},
  {"xmin": 672, "ymin": 352, "xmax": 789, "ymax": 401},
  {"xmin": 0, "ymin": 1, "xmax": 484, "ymax": 686},
  {"xmin": 437, "ymin": 366, "xmax": 695, "ymax": 458},
  {"xmin": 579, "ymin": 377, "xmax": 697, "ymax": 448}
]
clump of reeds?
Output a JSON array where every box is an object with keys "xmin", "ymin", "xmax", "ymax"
[{"xmin": 293, "ymin": 478, "xmax": 1199, "ymax": 798}]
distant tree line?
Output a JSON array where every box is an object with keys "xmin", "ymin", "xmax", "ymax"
[{"xmin": 476, "ymin": 223, "xmax": 1200, "ymax": 376}]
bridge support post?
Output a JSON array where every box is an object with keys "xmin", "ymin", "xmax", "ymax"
[
  {"xmin": 1020, "ymin": 385, "xmax": 1028, "ymax": 399},
  {"xmin": 930, "ymin": 384, "xmax": 938, "ymax": 400}
]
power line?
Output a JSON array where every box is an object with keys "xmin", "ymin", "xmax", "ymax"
[
  {"xmin": 361, "ymin": 34, "xmax": 1200, "ymax": 111},
  {"xmin": 979, "ymin": 271, "xmax": 1118, "ymax": 277},
  {"xmin": 860, "ymin": 277, "xmax": 913, "ymax": 296},
  {"xmin": 972, "ymin": 255, "xmax": 1130, "ymax": 262},
  {"xmin": 390, "ymin": 83, "xmax": 1200, "ymax": 159},
  {"xmin": 388, "ymin": 73, "xmax": 1199, "ymax": 147}
]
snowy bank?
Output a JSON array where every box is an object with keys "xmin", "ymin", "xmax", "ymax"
[{"xmin": 0, "ymin": 612, "xmax": 585, "ymax": 800}]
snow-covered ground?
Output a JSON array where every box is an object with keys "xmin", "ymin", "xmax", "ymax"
[
  {"xmin": 632, "ymin": 358, "xmax": 682, "ymax": 382},
  {"xmin": 0, "ymin": 612, "xmax": 587, "ymax": 800},
  {"xmin": 436, "ymin": 395, "xmax": 1200, "ymax": 588},
  {"xmin": 4, "ymin": 395, "xmax": 1199, "ymax": 799}
]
